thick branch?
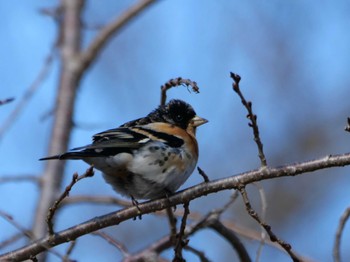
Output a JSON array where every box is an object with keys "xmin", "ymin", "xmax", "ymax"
[
  {"xmin": 32, "ymin": 0, "xmax": 84, "ymax": 252},
  {"xmin": 2, "ymin": 152, "xmax": 350, "ymax": 261}
]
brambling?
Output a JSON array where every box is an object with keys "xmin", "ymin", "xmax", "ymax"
[{"xmin": 40, "ymin": 99, "xmax": 207, "ymax": 200}]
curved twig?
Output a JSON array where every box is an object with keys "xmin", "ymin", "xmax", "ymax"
[
  {"xmin": 160, "ymin": 77, "xmax": 200, "ymax": 106},
  {"xmin": 333, "ymin": 206, "xmax": 350, "ymax": 262}
]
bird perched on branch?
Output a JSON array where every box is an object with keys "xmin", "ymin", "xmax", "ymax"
[{"xmin": 40, "ymin": 99, "xmax": 207, "ymax": 200}]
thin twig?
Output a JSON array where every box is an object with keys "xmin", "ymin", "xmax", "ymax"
[
  {"xmin": 333, "ymin": 206, "xmax": 350, "ymax": 262},
  {"xmin": 93, "ymin": 231, "xmax": 130, "ymax": 258},
  {"xmin": 160, "ymin": 77, "xmax": 200, "ymax": 106},
  {"xmin": 0, "ymin": 46, "xmax": 56, "ymax": 140},
  {"xmin": 0, "ymin": 233, "xmax": 23, "ymax": 250},
  {"xmin": 186, "ymin": 194, "xmax": 251, "ymax": 262},
  {"xmin": 62, "ymin": 195, "xmax": 131, "ymax": 207},
  {"xmin": 208, "ymin": 219, "xmax": 251, "ymax": 262},
  {"xmin": 126, "ymin": 197, "xmax": 310, "ymax": 262},
  {"xmin": 253, "ymin": 182, "xmax": 268, "ymax": 262},
  {"xmin": 47, "ymin": 166, "xmax": 94, "ymax": 234},
  {"xmin": 124, "ymin": 235, "xmax": 172, "ymax": 262},
  {"xmin": 231, "ymin": 72, "xmax": 271, "ymax": 260},
  {"xmin": 238, "ymin": 187, "xmax": 302, "ymax": 262},
  {"xmin": 345, "ymin": 118, "xmax": 350, "ymax": 132},
  {"xmin": 80, "ymin": 0, "xmax": 156, "ymax": 72},
  {"xmin": 0, "ymin": 175, "xmax": 40, "ymax": 185},
  {"xmin": 197, "ymin": 166, "xmax": 210, "ymax": 182},
  {"xmin": 0, "ymin": 210, "xmax": 33, "ymax": 241},
  {"xmin": 62, "ymin": 240, "xmax": 76, "ymax": 262},
  {"xmin": 0, "ymin": 98, "xmax": 15, "ymax": 106},
  {"xmin": 230, "ymin": 72, "xmax": 267, "ymax": 167},
  {"xmin": 166, "ymin": 207, "xmax": 178, "ymax": 243},
  {"xmin": 0, "ymin": 211, "xmax": 77, "ymax": 261},
  {"xmin": 184, "ymin": 245, "xmax": 211, "ymax": 262},
  {"xmin": 174, "ymin": 202, "xmax": 190, "ymax": 262}
]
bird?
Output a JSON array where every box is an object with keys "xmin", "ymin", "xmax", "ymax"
[{"xmin": 40, "ymin": 99, "xmax": 208, "ymax": 200}]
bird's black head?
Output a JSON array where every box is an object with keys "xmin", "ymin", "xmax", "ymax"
[
  {"xmin": 121, "ymin": 99, "xmax": 205, "ymax": 130},
  {"xmin": 147, "ymin": 99, "xmax": 196, "ymax": 129}
]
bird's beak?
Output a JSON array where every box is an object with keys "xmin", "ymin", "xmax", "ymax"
[{"xmin": 191, "ymin": 115, "xmax": 208, "ymax": 127}]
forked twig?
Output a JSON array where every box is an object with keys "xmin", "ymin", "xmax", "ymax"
[
  {"xmin": 47, "ymin": 167, "xmax": 94, "ymax": 234},
  {"xmin": 160, "ymin": 77, "xmax": 200, "ymax": 106}
]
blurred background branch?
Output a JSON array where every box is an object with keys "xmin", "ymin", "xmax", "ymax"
[{"xmin": 1, "ymin": 0, "xmax": 350, "ymax": 261}]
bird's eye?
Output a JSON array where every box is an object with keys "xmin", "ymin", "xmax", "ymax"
[{"xmin": 175, "ymin": 114, "xmax": 183, "ymax": 122}]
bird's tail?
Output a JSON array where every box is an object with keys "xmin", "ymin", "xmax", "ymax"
[{"xmin": 39, "ymin": 152, "xmax": 91, "ymax": 161}]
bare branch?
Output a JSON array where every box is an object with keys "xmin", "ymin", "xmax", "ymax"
[
  {"xmin": 186, "ymin": 194, "xmax": 251, "ymax": 262},
  {"xmin": 345, "ymin": 118, "xmax": 350, "ymax": 133},
  {"xmin": 174, "ymin": 202, "xmax": 190, "ymax": 261},
  {"xmin": 0, "ymin": 210, "xmax": 33, "ymax": 241},
  {"xmin": 47, "ymin": 167, "xmax": 94, "ymax": 234},
  {"xmin": 62, "ymin": 240, "xmax": 77, "ymax": 262},
  {"xmin": 0, "ymin": 233, "xmax": 23, "ymax": 250},
  {"xmin": 0, "ymin": 45, "xmax": 55, "ymax": 140},
  {"xmin": 231, "ymin": 72, "xmax": 267, "ymax": 167},
  {"xmin": 166, "ymin": 207, "xmax": 178, "ymax": 244},
  {"xmin": 62, "ymin": 195, "xmax": 131, "ymax": 207},
  {"xmin": 2, "ymin": 152, "xmax": 350, "ymax": 261},
  {"xmin": 184, "ymin": 245, "xmax": 211, "ymax": 262},
  {"xmin": 0, "ymin": 175, "xmax": 40, "ymax": 185},
  {"xmin": 238, "ymin": 187, "xmax": 301, "ymax": 262},
  {"xmin": 160, "ymin": 77, "xmax": 200, "ymax": 106},
  {"xmin": 0, "ymin": 98, "xmax": 15, "ymax": 106},
  {"xmin": 333, "ymin": 206, "xmax": 350, "ymax": 262},
  {"xmin": 93, "ymin": 231, "xmax": 130, "ymax": 258},
  {"xmin": 80, "ymin": 0, "xmax": 156, "ymax": 72},
  {"xmin": 197, "ymin": 166, "xmax": 210, "ymax": 182},
  {"xmin": 253, "ymin": 182, "xmax": 268, "ymax": 262},
  {"xmin": 208, "ymin": 219, "xmax": 251, "ymax": 262}
]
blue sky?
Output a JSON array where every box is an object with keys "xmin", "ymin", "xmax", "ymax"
[{"xmin": 1, "ymin": 1, "xmax": 350, "ymax": 261}]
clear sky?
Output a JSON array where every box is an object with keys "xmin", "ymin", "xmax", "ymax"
[{"xmin": 1, "ymin": 1, "xmax": 350, "ymax": 261}]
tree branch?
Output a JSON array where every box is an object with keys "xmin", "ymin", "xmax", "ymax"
[
  {"xmin": 333, "ymin": 206, "xmax": 350, "ymax": 262},
  {"xmin": 79, "ymin": 0, "xmax": 156, "ymax": 72},
  {"xmin": 0, "ymin": 43, "xmax": 55, "ymax": 140},
  {"xmin": 160, "ymin": 77, "xmax": 200, "ymax": 106},
  {"xmin": 231, "ymin": 72, "xmax": 267, "ymax": 166},
  {"xmin": 47, "ymin": 167, "xmax": 94, "ymax": 234},
  {"xmin": 32, "ymin": 0, "xmax": 84, "ymax": 258},
  {"xmin": 2, "ymin": 152, "xmax": 350, "ymax": 261},
  {"xmin": 173, "ymin": 202, "xmax": 190, "ymax": 261},
  {"xmin": 0, "ymin": 97, "xmax": 14, "ymax": 106}
]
